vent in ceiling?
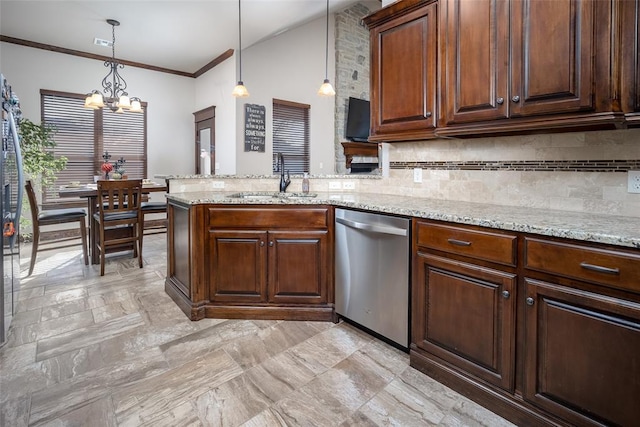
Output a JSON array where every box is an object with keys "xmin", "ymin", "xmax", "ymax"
[{"xmin": 93, "ymin": 38, "xmax": 112, "ymax": 48}]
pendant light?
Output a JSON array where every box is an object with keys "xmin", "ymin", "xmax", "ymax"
[
  {"xmin": 318, "ymin": 0, "xmax": 336, "ymax": 96},
  {"xmin": 232, "ymin": 0, "xmax": 250, "ymax": 97},
  {"xmin": 84, "ymin": 19, "xmax": 143, "ymax": 112}
]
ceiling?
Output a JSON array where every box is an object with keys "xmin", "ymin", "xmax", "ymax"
[{"xmin": 0, "ymin": 0, "xmax": 376, "ymax": 75}]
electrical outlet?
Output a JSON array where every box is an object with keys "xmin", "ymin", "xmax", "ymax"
[
  {"xmin": 413, "ymin": 168, "xmax": 423, "ymax": 183},
  {"xmin": 628, "ymin": 171, "xmax": 640, "ymax": 193},
  {"xmin": 342, "ymin": 182, "xmax": 355, "ymax": 190},
  {"xmin": 329, "ymin": 181, "xmax": 342, "ymax": 190},
  {"xmin": 211, "ymin": 181, "xmax": 225, "ymax": 189}
]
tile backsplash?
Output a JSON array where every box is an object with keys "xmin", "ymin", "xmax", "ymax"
[{"xmin": 359, "ymin": 128, "xmax": 640, "ymax": 217}]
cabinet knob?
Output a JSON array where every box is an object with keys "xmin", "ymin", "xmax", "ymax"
[
  {"xmin": 496, "ymin": 97, "xmax": 504, "ymax": 105},
  {"xmin": 526, "ymin": 297, "xmax": 534, "ymax": 306},
  {"xmin": 425, "ymin": 111, "xmax": 432, "ymax": 118},
  {"xmin": 269, "ymin": 241, "xmax": 274, "ymax": 247},
  {"xmin": 502, "ymin": 290, "xmax": 510, "ymax": 299},
  {"xmin": 260, "ymin": 241, "xmax": 265, "ymax": 247},
  {"xmin": 512, "ymin": 95, "xmax": 520, "ymax": 103}
]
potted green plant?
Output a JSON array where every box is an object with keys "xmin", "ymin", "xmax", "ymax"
[{"xmin": 18, "ymin": 119, "xmax": 68, "ymax": 239}]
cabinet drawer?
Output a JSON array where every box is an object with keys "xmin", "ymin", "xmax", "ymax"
[
  {"xmin": 525, "ymin": 238, "xmax": 640, "ymax": 293},
  {"xmin": 208, "ymin": 207, "xmax": 329, "ymax": 229},
  {"xmin": 415, "ymin": 221, "xmax": 517, "ymax": 266}
]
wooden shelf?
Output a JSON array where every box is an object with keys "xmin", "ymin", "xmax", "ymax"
[{"xmin": 341, "ymin": 142, "xmax": 378, "ymax": 169}]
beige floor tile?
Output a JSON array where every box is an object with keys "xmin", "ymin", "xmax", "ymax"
[{"xmin": 1, "ymin": 234, "xmax": 515, "ymax": 426}]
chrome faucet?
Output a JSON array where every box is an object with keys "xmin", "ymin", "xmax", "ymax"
[{"xmin": 277, "ymin": 152, "xmax": 291, "ymax": 192}]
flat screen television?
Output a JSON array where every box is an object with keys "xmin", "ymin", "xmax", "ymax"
[{"xmin": 345, "ymin": 97, "xmax": 371, "ymax": 142}]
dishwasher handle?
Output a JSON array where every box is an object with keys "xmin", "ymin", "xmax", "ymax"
[{"xmin": 336, "ymin": 217, "xmax": 408, "ymax": 237}]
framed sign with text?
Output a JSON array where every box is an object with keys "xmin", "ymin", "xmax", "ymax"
[{"xmin": 244, "ymin": 103, "xmax": 266, "ymax": 152}]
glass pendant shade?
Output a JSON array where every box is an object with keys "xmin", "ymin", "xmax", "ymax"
[
  {"xmin": 129, "ymin": 98, "xmax": 143, "ymax": 113},
  {"xmin": 118, "ymin": 95, "xmax": 131, "ymax": 109},
  {"xmin": 232, "ymin": 81, "xmax": 250, "ymax": 97},
  {"xmin": 318, "ymin": 79, "xmax": 336, "ymax": 96}
]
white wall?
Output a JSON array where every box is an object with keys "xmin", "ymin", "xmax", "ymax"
[
  {"xmin": 0, "ymin": 42, "xmax": 196, "ymax": 179},
  {"xmin": 233, "ymin": 13, "xmax": 336, "ymax": 175},
  {"xmin": 194, "ymin": 57, "xmax": 237, "ymax": 175}
]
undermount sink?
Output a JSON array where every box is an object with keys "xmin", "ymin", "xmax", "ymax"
[{"xmin": 227, "ymin": 192, "xmax": 317, "ymax": 199}]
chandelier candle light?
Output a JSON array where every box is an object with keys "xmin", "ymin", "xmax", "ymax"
[{"xmin": 85, "ymin": 19, "xmax": 143, "ymax": 113}]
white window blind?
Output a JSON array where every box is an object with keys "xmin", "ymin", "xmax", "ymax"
[
  {"xmin": 272, "ymin": 99, "xmax": 310, "ymax": 174},
  {"xmin": 41, "ymin": 90, "xmax": 147, "ymax": 206}
]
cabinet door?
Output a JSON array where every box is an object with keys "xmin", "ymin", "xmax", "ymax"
[
  {"xmin": 267, "ymin": 231, "xmax": 328, "ymax": 305},
  {"xmin": 369, "ymin": 2, "xmax": 437, "ymax": 141},
  {"xmin": 510, "ymin": 0, "xmax": 595, "ymax": 117},
  {"xmin": 209, "ymin": 230, "xmax": 267, "ymax": 303},
  {"xmin": 524, "ymin": 278, "xmax": 640, "ymax": 427},
  {"xmin": 413, "ymin": 252, "xmax": 516, "ymax": 391},
  {"xmin": 621, "ymin": 0, "xmax": 640, "ymax": 123},
  {"xmin": 441, "ymin": 0, "xmax": 509, "ymax": 124}
]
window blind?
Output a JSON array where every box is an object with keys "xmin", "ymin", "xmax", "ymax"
[
  {"xmin": 272, "ymin": 99, "xmax": 310, "ymax": 174},
  {"xmin": 40, "ymin": 90, "xmax": 147, "ymax": 206}
]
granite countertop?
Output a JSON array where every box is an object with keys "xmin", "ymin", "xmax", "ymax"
[{"xmin": 165, "ymin": 191, "xmax": 640, "ymax": 249}]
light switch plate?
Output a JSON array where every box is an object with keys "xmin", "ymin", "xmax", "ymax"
[
  {"xmin": 628, "ymin": 171, "xmax": 640, "ymax": 193},
  {"xmin": 343, "ymin": 182, "xmax": 355, "ymax": 190}
]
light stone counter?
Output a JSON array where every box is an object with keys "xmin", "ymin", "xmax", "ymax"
[{"xmin": 166, "ymin": 191, "xmax": 640, "ymax": 249}]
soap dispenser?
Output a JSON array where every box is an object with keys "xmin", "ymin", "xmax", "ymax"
[{"xmin": 302, "ymin": 173, "xmax": 310, "ymax": 194}]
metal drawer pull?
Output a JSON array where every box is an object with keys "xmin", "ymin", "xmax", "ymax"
[
  {"xmin": 447, "ymin": 238, "xmax": 472, "ymax": 247},
  {"xmin": 580, "ymin": 262, "xmax": 620, "ymax": 275}
]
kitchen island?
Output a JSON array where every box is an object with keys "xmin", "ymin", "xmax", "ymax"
[{"xmin": 165, "ymin": 189, "xmax": 640, "ymax": 427}]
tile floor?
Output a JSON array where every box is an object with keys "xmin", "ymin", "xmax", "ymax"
[{"xmin": 1, "ymin": 234, "xmax": 516, "ymax": 426}]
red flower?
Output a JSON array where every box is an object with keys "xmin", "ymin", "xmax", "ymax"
[{"xmin": 101, "ymin": 162, "xmax": 113, "ymax": 172}]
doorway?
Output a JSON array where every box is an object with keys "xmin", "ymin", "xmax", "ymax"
[{"xmin": 194, "ymin": 106, "xmax": 215, "ymax": 175}]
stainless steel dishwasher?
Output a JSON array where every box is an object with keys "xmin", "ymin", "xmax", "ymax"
[{"xmin": 335, "ymin": 208, "xmax": 410, "ymax": 349}]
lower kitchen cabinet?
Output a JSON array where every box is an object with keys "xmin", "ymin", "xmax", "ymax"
[
  {"xmin": 209, "ymin": 229, "xmax": 328, "ymax": 305},
  {"xmin": 523, "ymin": 278, "xmax": 640, "ymax": 427},
  {"xmin": 411, "ymin": 220, "xmax": 640, "ymax": 427},
  {"xmin": 412, "ymin": 220, "xmax": 517, "ymax": 392},
  {"xmin": 413, "ymin": 252, "xmax": 516, "ymax": 391},
  {"xmin": 166, "ymin": 203, "xmax": 334, "ymax": 322}
]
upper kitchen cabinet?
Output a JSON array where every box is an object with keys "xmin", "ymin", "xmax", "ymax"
[
  {"xmin": 364, "ymin": 0, "xmax": 438, "ymax": 142},
  {"xmin": 621, "ymin": 0, "xmax": 640, "ymax": 127},
  {"xmin": 438, "ymin": 0, "xmax": 621, "ymax": 136}
]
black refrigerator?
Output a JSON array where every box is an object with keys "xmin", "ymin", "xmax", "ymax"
[{"xmin": 1, "ymin": 73, "xmax": 24, "ymax": 347}]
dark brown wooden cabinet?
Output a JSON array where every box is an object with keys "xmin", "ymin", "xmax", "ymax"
[
  {"xmin": 413, "ymin": 252, "xmax": 517, "ymax": 391},
  {"xmin": 440, "ymin": 0, "xmax": 601, "ymax": 134},
  {"xmin": 209, "ymin": 229, "xmax": 328, "ymax": 305},
  {"xmin": 411, "ymin": 220, "xmax": 640, "ymax": 427},
  {"xmin": 209, "ymin": 230, "xmax": 267, "ymax": 303},
  {"xmin": 523, "ymin": 278, "xmax": 640, "ymax": 427},
  {"xmin": 365, "ymin": 0, "xmax": 438, "ymax": 142},
  {"xmin": 621, "ymin": 0, "xmax": 640, "ymax": 126},
  {"xmin": 366, "ymin": 0, "xmax": 629, "ymax": 141},
  {"xmin": 165, "ymin": 203, "xmax": 334, "ymax": 322}
]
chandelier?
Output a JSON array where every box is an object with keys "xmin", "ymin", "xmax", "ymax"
[{"xmin": 84, "ymin": 19, "xmax": 143, "ymax": 113}]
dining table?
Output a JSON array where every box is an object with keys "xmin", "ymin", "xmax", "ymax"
[{"xmin": 57, "ymin": 181, "xmax": 168, "ymax": 265}]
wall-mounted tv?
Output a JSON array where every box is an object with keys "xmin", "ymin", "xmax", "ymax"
[{"xmin": 345, "ymin": 97, "xmax": 371, "ymax": 142}]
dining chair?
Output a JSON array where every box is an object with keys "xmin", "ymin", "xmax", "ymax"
[
  {"xmin": 25, "ymin": 179, "xmax": 88, "ymax": 276},
  {"xmin": 94, "ymin": 179, "xmax": 143, "ymax": 276},
  {"xmin": 141, "ymin": 200, "xmax": 167, "ymax": 234}
]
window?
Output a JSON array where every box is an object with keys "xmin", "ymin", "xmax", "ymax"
[
  {"xmin": 40, "ymin": 90, "xmax": 147, "ymax": 206},
  {"xmin": 272, "ymin": 99, "xmax": 310, "ymax": 174}
]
